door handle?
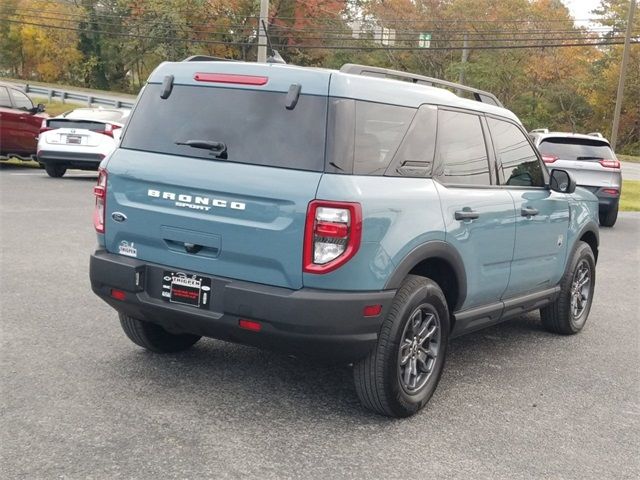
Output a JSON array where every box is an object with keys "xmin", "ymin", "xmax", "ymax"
[
  {"xmin": 455, "ymin": 209, "xmax": 480, "ymax": 221},
  {"xmin": 521, "ymin": 207, "xmax": 539, "ymax": 217}
]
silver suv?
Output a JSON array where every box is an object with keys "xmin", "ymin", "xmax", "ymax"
[{"xmin": 529, "ymin": 130, "xmax": 622, "ymax": 227}]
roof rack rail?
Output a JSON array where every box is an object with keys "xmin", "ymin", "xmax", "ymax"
[
  {"xmin": 340, "ymin": 63, "xmax": 503, "ymax": 108},
  {"xmin": 587, "ymin": 132, "xmax": 604, "ymax": 138},
  {"xmin": 530, "ymin": 128, "xmax": 550, "ymax": 134},
  {"xmin": 182, "ymin": 55, "xmax": 237, "ymax": 62}
]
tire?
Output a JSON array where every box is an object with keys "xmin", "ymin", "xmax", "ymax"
[
  {"xmin": 44, "ymin": 164, "xmax": 66, "ymax": 178},
  {"xmin": 540, "ymin": 241, "xmax": 596, "ymax": 335},
  {"xmin": 354, "ymin": 275, "xmax": 450, "ymax": 417},
  {"xmin": 599, "ymin": 203, "xmax": 618, "ymax": 227},
  {"xmin": 119, "ymin": 313, "xmax": 201, "ymax": 353}
]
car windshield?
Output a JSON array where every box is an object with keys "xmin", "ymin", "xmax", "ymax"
[
  {"xmin": 65, "ymin": 109, "xmax": 128, "ymax": 123},
  {"xmin": 538, "ymin": 137, "xmax": 615, "ymax": 160}
]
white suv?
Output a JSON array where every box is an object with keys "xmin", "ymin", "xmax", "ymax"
[
  {"xmin": 529, "ymin": 130, "xmax": 622, "ymax": 227},
  {"xmin": 37, "ymin": 107, "xmax": 130, "ymax": 178}
]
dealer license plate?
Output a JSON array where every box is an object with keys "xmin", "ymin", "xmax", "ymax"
[{"xmin": 161, "ymin": 271, "xmax": 212, "ymax": 308}]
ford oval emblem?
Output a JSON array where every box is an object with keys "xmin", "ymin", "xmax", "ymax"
[{"xmin": 112, "ymin": 212, "xmax": 127, "ymax": 222}]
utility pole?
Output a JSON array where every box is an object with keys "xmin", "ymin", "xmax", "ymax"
[
  {"xmin": 456, "ymin": 34, "xmax": 469, "ymax": 96},
  {"xmin": 257, "ymin": 0, "xmax": 269, "ymax": 63},
  {"xmin": 610, "ymin": 0, "xmax": 636, "ymax": 151}
]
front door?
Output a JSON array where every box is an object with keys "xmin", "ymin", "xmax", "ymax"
[{"xmin": 486, "ymin": 117, "xmax": 569, "ymax": 297}]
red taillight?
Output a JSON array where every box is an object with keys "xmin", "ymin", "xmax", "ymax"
[
  {"xmin": 363, "ymin": 305, "xmax": 382, "ymax": 317},
  {"xmin": 599, "ymin": 159, "xmax": 620, "ymax": 169},
  {"xmin": 194, "ymin": 72, "xmax": 268, "ymax": 85},
  {"xmin": 303, "ymin": 200, "xmax": 362, "ymax": 274},
  {"xmin": 110, "ymin": 289, "xmax": 127, "ymax": 301},
  {"xmin": 93, "ymin": 168, "xmax": 107, "ymax": 233},
  {"xmin": 602, "ymin": 188, "xmax": 619, "ymax": 195},
  {"xmin": 239, "ymin": 319, "xmax": 262, "ymax": 332},
  {"xmin": 39, "ymin": 118, "xmax": 51, "ymax": 134},
  {"xmin": 542, "ymin": 154, "xmax": 558, "ymax": 164}
]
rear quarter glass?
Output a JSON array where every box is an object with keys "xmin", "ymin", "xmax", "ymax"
[{"xmin": 120, "ymin": 84, "xmax": 327, "ymax": 172}]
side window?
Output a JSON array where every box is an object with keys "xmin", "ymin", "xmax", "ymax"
[
  {"xmin": 9, "ymin": 89, "xmax": 33, "ymax": 110},
  {"xmin": 487, "ymin": 118, "xmax": 544, "ymax": 187},
  {"xmin": 353, "ymin": 101, "xmax": 415, "ymax": 175},
  {"xmin": 387, "ymin": 104, "xmax": 437, "ymax": 177},
  {"xmin": 0, "ymin": 87, "xmax": 11, "ymax": 108},
  {"xmin": 434, "ymin": 110, "xmax": 491, "ymax": 186}
]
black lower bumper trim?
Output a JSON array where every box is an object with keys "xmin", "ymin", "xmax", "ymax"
[{"xmin": 90, "ymin": 250, "xmax": 396, "ymax": 362}]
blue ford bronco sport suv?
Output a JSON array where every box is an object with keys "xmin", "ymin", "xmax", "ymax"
[{"xmin": 89, "ymin": 60, "xmax": 600, "ymax": 417}]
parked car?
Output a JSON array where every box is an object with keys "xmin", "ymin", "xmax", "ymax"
[
  {"xmin": 37, "ymin": 107, "xmax": 130, "ymax": 177},
  {"xmin": 0, "ymin": 82, "xmax": 47, "ymax": 160},
  {"xmin": 529, "ymin": 129, "xmax": 622, "ymax": 227},
  {"xmin": 89, "ymin": 60, "xmax": 600, "ymax": 417}
]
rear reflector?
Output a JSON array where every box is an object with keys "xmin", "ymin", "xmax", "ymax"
[
  {"xmin": 194, "ymin": 73, "xmax": 268, "ymax": 86},
  {"xmin": 599, "ymin": 159, "xmax": 621, "ymax": 169},
  {"xmin": 363, "ymin": 305, "xmax": 382, "ymax": 317},
  {"xmin": 239, "ymin": 319, "xmax": 262, "ymax": 332},
  {"xmin": 110, "ymin": 289, "xmax": 127, "ymax": 301},
  {"xmin": 602, "ymin": 188, "xmax": 619, "ymax": 195}
]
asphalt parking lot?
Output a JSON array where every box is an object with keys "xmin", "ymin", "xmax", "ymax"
[{"xmin": 1, "ymin": 165, "xmax": 638, "ymax": 480}]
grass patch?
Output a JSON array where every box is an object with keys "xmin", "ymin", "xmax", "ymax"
[
  {"xmin": 0, "ymin": 157, "xmax": 39, "ymax": 168},
  {"xmin": 32, "ymin": 97, "xmax": 78, "ymax": 116},
  {"xmin": 618, "ymin": 154, "xmax": 640, "ymax": 163},
  {"xmin": 620, "ymin": 180, "xmax": 640, "ymax": 211}
]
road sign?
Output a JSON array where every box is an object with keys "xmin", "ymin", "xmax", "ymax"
[{"xmin": 419, "ymin": 33, "xmax": 431, "ymax": 48}]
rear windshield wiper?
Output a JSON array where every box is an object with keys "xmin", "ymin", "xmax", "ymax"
[
  {"xmin": 576, "ymin": 156, "xmax": 604, "ymax": 160},
  {"xmin": 175, "ymin": 140, "xmax": 227, "ymax": 159}
]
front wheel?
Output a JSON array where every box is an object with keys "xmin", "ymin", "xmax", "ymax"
[
  {"xmin": 540, "ymin": 241, "xmax": 596, "ymax": 334},
  {"xmin": 44, "ymin": 164, "xmax": 66, "ymax": 178},
  {"xmin": 119, "ymin": 313, "xmax": 201, "ymax": 353},
  {"xmin": 354, "ymin": 275, "xmax": 449, "ymax": 417}
]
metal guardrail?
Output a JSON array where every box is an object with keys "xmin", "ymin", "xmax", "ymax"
[{"xmin": 15, "ymin": 83, "xmax": 135, "ymax": 109}]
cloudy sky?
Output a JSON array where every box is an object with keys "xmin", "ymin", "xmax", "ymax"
[{"xmin": 563, "ymin": 0, "xmax": 602, "ymax": 21}]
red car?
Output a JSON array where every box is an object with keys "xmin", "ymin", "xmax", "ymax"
[{"xmin": 0, "ymin": 82, "xmax": 48, "ymax": 160}]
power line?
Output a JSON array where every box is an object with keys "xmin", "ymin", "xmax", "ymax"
[{"xmin": 2, "ymin": 18, "xmax": 637, "ymax": 51}]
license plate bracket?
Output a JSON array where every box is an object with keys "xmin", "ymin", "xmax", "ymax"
[{"xmin": 161, "ymin": 271, "xmax": 212, "ymax": 308}]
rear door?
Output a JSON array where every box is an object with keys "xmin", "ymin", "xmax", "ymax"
[
  {"xmin": 487, "ymin": 118, "xmax": 569, "ymax": 297},
  {"xmin": 433, "ymin": 109, "xmax": 515, "ymax": 311},
  {"xmin": 8, "ymin": 88, "xmax": 38, "ymax": 154},
  {"xmin": 105, "ymin": 71, "xmax": 330, "ymax": 290},
  {"xmin": 538, "ymin": 136, "xmax": 618, "ymax": 188}
]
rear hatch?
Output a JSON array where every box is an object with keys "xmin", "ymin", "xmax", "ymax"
[
  {"xmin": 538, "ymin": 136, "xmax": 620, "ymax": 188},
  {"xmin": 43, "ymin": 118, "xmax": 121, "ymax": 147},
  {"xmin": 103, "ymin": 63, "xmax": 330, "ymax": 289}
]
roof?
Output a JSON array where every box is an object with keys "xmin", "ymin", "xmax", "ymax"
[{"xmin": 148, "ymin": 61, "xmax": 520, "ymax": 123}]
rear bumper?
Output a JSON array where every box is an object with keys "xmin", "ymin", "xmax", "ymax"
[
  {"xmin": 89, "ymin": 250, "xmax": 396, "ymax": 362},
  {"xmin": 592, "ymin": 187, "xmax": 620, "ymax": 211},
  {"xmin": 37, "ymin": 150, "xmax": 104, "ymax": 169}
]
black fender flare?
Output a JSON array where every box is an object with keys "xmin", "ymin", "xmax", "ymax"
[
  {"xmin": 384, "ymin": 240, "xmax": 467, "ymax": 310},
  {"xmin": 573, "ymin": 220, "xmax": 599, "ymax": 263}
]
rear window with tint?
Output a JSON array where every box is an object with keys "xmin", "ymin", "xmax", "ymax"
[
  {"xmin": 538, "ymin": 137, "xmax": 614, "ymax": 160},
  {"xmin": 122, "ymin": 84, "xmax": 327, "ymax": 172},
  {"xmin": 47, "ymin": 120, "xmax": 109, "ymax": 131}
]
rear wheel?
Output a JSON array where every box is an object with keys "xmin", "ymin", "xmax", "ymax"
[
  {"xmin": 119, "ymin": 313, "xmax": 201, "ymax": 353},
  {"xmin": 599, "ymin": 203, "xmax": 618, "ymax": 227},
  {"xmin": 44, "ymin": 164, "xmax": 66, "ymax": 178},
  {"xmin": 540, "ymin": 241, "xmax": 595, "ymax": 335},
  {"xmin": 353, "ymin": 275, "xmax": 449, "ymax": 417}
]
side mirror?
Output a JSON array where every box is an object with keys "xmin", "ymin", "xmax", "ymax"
[
  {"xmin": 549, "ymin": 169, "xmax": 576, "ymax": 194},
  {"xmin": 37, "ymin": 103, "xmax": 46, "ymax": 113}
]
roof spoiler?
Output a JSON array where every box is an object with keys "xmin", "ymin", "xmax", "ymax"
[
  {"xmin": 530, "ymin": 128, "xmax": 549, "ymax": 134},
  {"xmin": 182, "ymin": 55, "xmax": 237, "ymax": 62},
  {"xmin": 340, "ymin": 64, "xmax": 503, "ymax": 108}
]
